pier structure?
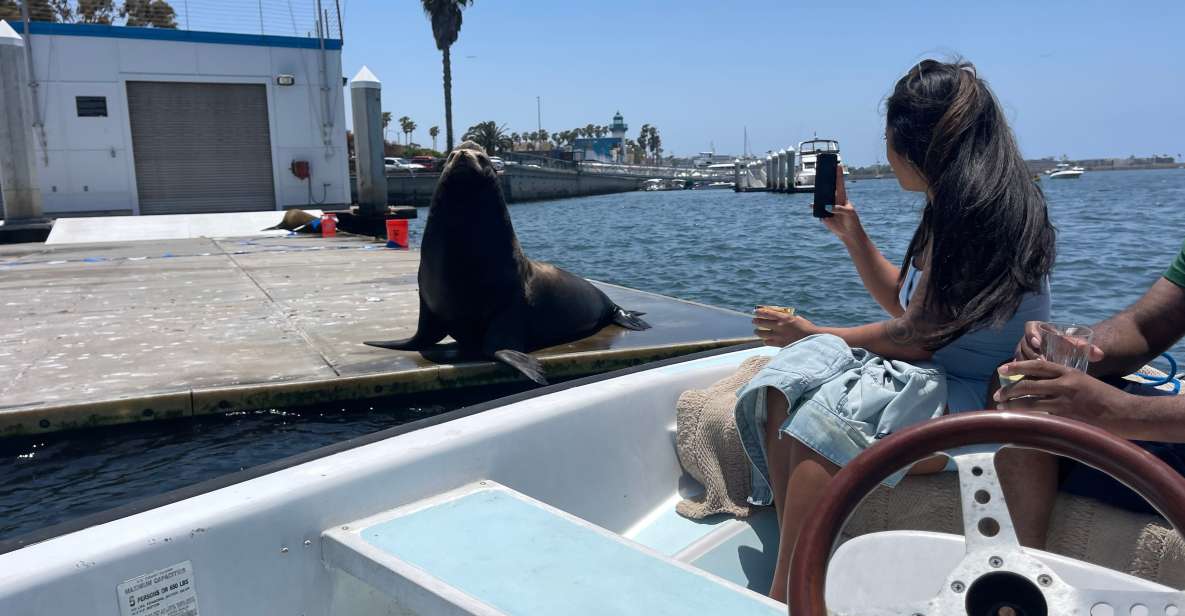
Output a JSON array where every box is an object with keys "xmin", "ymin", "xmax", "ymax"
[
  {"xmin": 734, "ymin": 147, "xmax": 801, "ymax": 193},
  {"xmin": 782, "ymin": 147, "xmax": 797, "ymax": 192},
  {"xmin": 733, "ymin": 159, "xmax": 770, "ymax": 192},
  {"xmin": 369, "ymin": 154, "xmax": 736, "ymax": 206},
  {"xmin": 350, "ymin": 66, "xmax": 386, "ymax": 217},
  {"xmin": 777, "ymin": 149, "xmax": 788, "ymax": 192},
  {"xmin": 0, "ymin": 233, "xmax": 757, "ymax": 436}
]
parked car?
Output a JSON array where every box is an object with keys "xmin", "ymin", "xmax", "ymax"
[
  {"xmin": 409, "ymin": 156, "xmax": 437, "ymax": 171},
  {"xmin": 488, "ymin": 156, "xmax": 506, "ymax": 172},
  {"xmin": 384, "ymin": 157, "xmax": 425, "ymax": 173}
]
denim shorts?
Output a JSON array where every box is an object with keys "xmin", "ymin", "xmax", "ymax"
[{"xmin": 734, "ymin": 335, "xmax": 947, "ymax": 506}]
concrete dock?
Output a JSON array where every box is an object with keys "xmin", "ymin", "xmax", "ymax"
[{"xmin": 0, "ymin": 233, "xmax": 757, "ymax": 436}]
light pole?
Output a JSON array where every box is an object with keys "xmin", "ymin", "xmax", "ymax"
[{"xmin": 536, "ymin": 96, "xmax": 542, "ymax": 149}]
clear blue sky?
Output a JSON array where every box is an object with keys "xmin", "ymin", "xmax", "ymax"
[{"xmin": 339, "ymin": 1, "xmax": 1184, "ymax": 166}]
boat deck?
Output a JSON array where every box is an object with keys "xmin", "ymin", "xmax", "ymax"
[{"xmin": 0, "ymin": 233, "xmax": 757, "ymax": 436}]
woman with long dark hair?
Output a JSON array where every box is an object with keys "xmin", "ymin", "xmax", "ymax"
[{"xmin": 746, "ymin": 58, "xmax": 1056, "ymax": 601}]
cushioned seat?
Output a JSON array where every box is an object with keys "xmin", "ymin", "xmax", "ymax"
[{"xmin": 322, "ymin": 481, "xmax": 783, "ymax": 616}]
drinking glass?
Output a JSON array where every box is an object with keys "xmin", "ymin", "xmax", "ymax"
[{"xmin": 1039, "ymin": 322, "xmax": 1094, "ymax": 372}]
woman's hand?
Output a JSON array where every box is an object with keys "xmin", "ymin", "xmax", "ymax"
[
  {"xmin": 821, "ymin": 203, "xmax": 865, "ymax": 243},
  {"xmin": 753, "ymin": 308, "xmax": 819, "ymax": 347},
  {"xmin": 819, "ymin": 165, "xmax": 866, "ymax": 243}
]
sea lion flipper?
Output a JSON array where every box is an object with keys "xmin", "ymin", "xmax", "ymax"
[
  {"xmin": 493, "ymin": 350, "xmax": 547, "ymax": 386},
  {"xmin": 482, "ymin": 304, "xmax": 547, "ymax": 385},
  {"xmin": 364, "ymin": 296, "xmax": 447, "ymax": 351},
  {"xmin": 612, "ymin": 308, "xmax": 652, "ymax": 331}
]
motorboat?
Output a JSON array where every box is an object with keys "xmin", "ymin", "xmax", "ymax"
[
  {"xmin": 643, "ymin": 178, "xmax": 664, "ymax": 191},
  {"xmin": 2, "ymin": 344, "xmax": 1183, "ymax": 615},
  {"xmin": 793, "ymin": 138, "xmax": 848, "ymax": 192},
  {"xmin": 1047, "ymin": 163, "xmax": 1086, "ymax": 179}
]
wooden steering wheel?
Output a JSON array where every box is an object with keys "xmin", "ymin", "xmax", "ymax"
[{"xmin": 788, "ymin": 411, "xmax": 1185, "ymax": 616}]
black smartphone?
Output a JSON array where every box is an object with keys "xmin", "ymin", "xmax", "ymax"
[{"xmin": 813, "ymin": 152, "xmax": 839, "ymax": 218}]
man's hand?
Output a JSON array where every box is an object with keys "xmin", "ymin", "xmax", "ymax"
[
  {"xmin": 994, "ymin": 360, "xmax": 1130, "ymax": 430},
  {"xmin": 753, "ymin": 308, "xmax": 818, "ymax": 348},
  {"xmin": 1014, "ymin": 320, "xmax": 1104, "ymax": 363}
]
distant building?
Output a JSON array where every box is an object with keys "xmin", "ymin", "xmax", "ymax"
[
  {"xmin": 574, "ymin": 111, "xmax": 628, "ymax": 164},
  {"xmin": 6, "ymin": 21, "xmax": 348, "ymax": 217}
]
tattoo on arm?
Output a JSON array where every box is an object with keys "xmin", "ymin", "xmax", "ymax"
[{"xmin": 885, "ymin": 318, "xmax": 918, "ymax": 345}]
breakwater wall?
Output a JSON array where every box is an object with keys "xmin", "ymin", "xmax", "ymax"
[{"xmin": 352, "ymin": 166, "xmax": 642, "ymax": 206}]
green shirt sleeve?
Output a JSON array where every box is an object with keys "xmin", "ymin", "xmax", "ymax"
[{"xmin": 1166, "ymin": 240, "xmax": 1185, "ymax": 289}]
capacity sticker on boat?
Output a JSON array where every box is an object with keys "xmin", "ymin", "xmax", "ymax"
[{"xmin": 116, "ymin": 561, "xmax": 200, "ymax": 616}]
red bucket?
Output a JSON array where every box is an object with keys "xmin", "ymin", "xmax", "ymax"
[
  {"xmin": 386, "ymin": 219, "xmax": 409, "ymax": 249},
  {"xmin": 320, "ymin": 214, "xmax": 337, "ymax": 237}
]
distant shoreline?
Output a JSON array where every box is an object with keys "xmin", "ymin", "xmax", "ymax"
[
  {"xmin": 848, "ymin": 164, "xmax": 1183, "ymax": 181},
  {"xmin": 1072, "ymin": 164, "xmax": 1184, "ymax": 172}
]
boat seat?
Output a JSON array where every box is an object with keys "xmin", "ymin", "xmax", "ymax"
[{"xmin": 321, "ymin": 481, "xmax": 784, "ymax": 615}]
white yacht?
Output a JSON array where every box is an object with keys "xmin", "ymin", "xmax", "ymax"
[
  {"xmin": 793, "ymin": 138, "xmax": 847, "ymax": 192},
  {"xmin": 1047, "ymin": 163, "xmax": 1086, "ymax": 179}
]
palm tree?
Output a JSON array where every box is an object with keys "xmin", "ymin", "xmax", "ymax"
[
  {"xmin": 463, "ymin": 121, "xmax": 510, "ymax": 154},
  {"xmin": 421, "ymin": 0, "xmax": 474, "ymax": 152},
  {"xmin": 647, "ymin": 126, "xmax": 661, "ymax": 163},
  {"xmin": 382, "ymin": 112, "xmax": 393, "ymax": 142},
  {"xmin": 429, "ymin": 126, "xmax": 440, "ymax": 151},
  {"xmin": 637, "ymin": 124, "xmax": 650, "ymax": 162},
  {"xmin": 407, "ymin": 120, "xmax": 418, "ymax": 147},
  {"xmin": 398, "ymin": 116, "xmax": 411, "ymax": 145}
]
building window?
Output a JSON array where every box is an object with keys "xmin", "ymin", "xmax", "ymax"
[{"xmin": 76, "ymin": 96, "xmax": 108, "ymax": 117}]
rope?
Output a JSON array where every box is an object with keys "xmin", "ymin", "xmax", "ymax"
[{"xmin": 1134, "ymin": 353, "xmax": 1182, "ymax": 394}]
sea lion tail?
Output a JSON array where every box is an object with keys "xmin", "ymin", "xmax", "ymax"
[{"xmin": 612, "ymin": 308, "xmax": 651, "ymax": 331}]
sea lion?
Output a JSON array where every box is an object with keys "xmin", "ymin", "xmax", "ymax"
[
  {"xmin": 364, "ymin": 141, "xmax": 650, "ymax": 384},
  {"xmin": 263, "ymin": 209, "xmax": 319, "ymax": 232}
]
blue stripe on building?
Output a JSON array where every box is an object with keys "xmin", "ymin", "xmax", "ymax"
[{"xmin": 25, "ymin": 22, "xmax": 342, "ymax": 51}]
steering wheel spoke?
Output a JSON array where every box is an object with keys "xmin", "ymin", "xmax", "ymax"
[
  {"xmin": 951, "ymin": 449, "xmax": 1020, "ymax": 554},
  {"xmin": 1069, "ymin": 588, "xmax": 1185, "ymax": 615}
]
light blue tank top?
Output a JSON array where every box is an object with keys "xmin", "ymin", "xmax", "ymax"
[{"xmin": 898, "ymin": 267, "xmax": 1051, "ymax": 412}]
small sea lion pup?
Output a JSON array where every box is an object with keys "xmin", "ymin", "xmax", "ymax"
[{"xmin": 365, "ymin": 141, "xmax": 650, "ymax": 384}]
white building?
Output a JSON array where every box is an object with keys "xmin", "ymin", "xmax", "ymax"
[{"xmin": 11, "ymin": 21, "xmax": 349, "ymax": 217}]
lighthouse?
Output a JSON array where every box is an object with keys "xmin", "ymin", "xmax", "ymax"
[{"xmin": 610, "ymin": 111, "xmax": 628, "ymax": 163}]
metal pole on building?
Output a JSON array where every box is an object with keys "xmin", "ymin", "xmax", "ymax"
[
  {"xmin": 350, "ymin": 66, "xmax": 387, "ymax": 218},
  {"xmin": 536, "ymin": 96, "xmax": 541, "ymax": 147},
  {"xmin": 0, "ymin": 20, "xmax": 46, "ymax": 228}
]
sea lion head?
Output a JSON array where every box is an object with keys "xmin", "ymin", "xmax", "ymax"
[{"xmin": 431, "ymin": 141, "xmax": 507, "ymax": 218}]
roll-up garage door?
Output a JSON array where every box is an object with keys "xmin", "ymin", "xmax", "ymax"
[{"xmin": 127, "ymin": 81, "xmax": 276, "ymax": 215}]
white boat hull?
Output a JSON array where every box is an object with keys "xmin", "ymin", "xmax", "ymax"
[
  {"xmin": 0, "ymin": 346, "xmax": 784, "ymax": 615},
  {"xmin": 1, "ymin": 344, "xmax": 1175, "ymax": 614}
]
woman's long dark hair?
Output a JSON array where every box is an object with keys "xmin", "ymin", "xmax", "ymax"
[{"xmin": 887, "ymin": 59, "xmax": 1055, "ymax": 349}]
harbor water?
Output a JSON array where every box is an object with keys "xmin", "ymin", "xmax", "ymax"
[{"xmin": 3, "ymin": 168, "xmax": 1185, "ymax": 541}]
